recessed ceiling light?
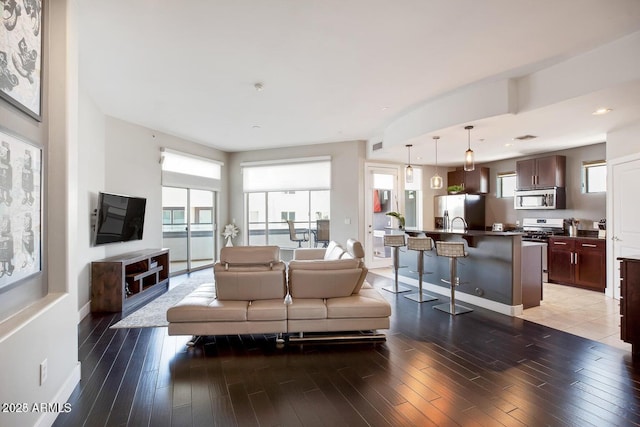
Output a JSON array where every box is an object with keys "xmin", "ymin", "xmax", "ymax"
[
  {"xmin": 381, "ymin": 106, "xmax": 389, "ymax": 111},
  {"xmin": 592, "ymin": 108, "xmax": 612, "ymax": 115},
  {"xmin": 252, "ymin": 125, "xmax": 261, "ymax": 129},
  {"xmin": 505, "ymin": 143, "xmax": 513, "ymax": 147},
  {"xmin": 254, "ymin": 82, "xmax": 264, "ymax": 91}
]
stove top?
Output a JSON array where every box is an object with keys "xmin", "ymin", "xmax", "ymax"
[{"xmin": 521, "ymin": 218, "xmax": 565, "ymax": 241}]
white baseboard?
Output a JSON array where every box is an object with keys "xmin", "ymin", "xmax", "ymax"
[
  {"xmin": 35, "ymin": 361, "xmax": 81, "ymax": 427},
  {"xmin": 77, "ymin": 301, "xmax": 91, "ymax": 324},
  {"xmin": 376, "ymin": 270, "xmax": 524, "ymax": 316}
]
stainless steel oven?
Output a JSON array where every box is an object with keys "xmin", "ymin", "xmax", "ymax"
[{"xmin": 522, "ymin": 218, "xmax": 565, "ymax": 282}]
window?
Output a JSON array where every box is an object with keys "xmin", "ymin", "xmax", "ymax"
[
  {"xmin": 194, "ymin": 207, "xmax": 212, "ymax": 224},
  {"xmin": 243, "ymin": 157, "xmax": 331, "ymax": 248},
  {"xmin": 583, "ymin": 161, "xmax": 606, "ymax": 193},
  {"xmin": 497, "ymin": 172, "xmax": 516, "ymax": 198},
  {"xmin": 163, "ymin": 207, "xmax": 185, "ymax": 224},
  {"xmin": 404, "ymin": 168, "xmax": 422, "ymax": 229},
  {"xmin": 281, "ymin": 211, "xmax": 295, "ymax": 221}
]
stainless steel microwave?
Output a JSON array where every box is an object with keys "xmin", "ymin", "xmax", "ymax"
[{"xmin": 514, "ymin": 188, "xmax": 566, "ymax": 210}]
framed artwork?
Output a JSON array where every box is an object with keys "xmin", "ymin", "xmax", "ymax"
[
  {"xmin": 0, "ymin": 0, "xmax": 43, "ymax": 121},
  {"xmin": 0, "ymin": 126, "xmax": 42, "ymax": 291}
]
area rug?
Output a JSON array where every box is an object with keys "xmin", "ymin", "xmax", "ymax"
[{"xmin": 110, "ymin": 276, "xmax": 213, "ymax": 329}]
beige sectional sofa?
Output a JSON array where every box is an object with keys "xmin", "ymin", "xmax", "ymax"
[{"xmin": 166, "ymin": 239, "xmax": 391, "ymax": 341}]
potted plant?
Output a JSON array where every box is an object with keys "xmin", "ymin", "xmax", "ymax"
[
  {"xmin": 222, "ymin": 223, "xmax": 240, "ymax": 246},
  {"xmin": 386, "ymin": 211, "xmax": 405, "ymax": 229},
  {"xmin": 447, "ymin": 184, "xmax": 464, "ymax": 194}
]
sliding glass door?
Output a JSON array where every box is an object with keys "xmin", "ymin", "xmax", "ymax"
[{"xmin": 162, "ymin": 186, "xmax": 216, "ymax": 275}]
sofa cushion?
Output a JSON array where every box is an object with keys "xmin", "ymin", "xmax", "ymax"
[
  {"xmin": 167, "ymin": 298, "xmax": 248, "ymax": 322},
  {"xmin": 289, "ymin": 258, "xmax": 359, "ymax": 271},
  {"xmin": 346, "ymin": 238, "xmax": 365, "ymax": 260},
  {"xmin": 219, "ymin": 245, "xmax": 281, "ymax": 265},
  {"xmin": 326, "ymin": 288, "xmax": 392, "ymax": 319},
  {"xmin": 323, "ymin": 241, "xmax": 345, "ymax": 260},
  {"xmin": 289, "ymin": 270, "xmax": 362, "ymax": 298},
  {"xmin": 247, "ymin": 300, "xmax": 287, "ymax": 321},
  {"xmin": 214, "ymin": 246, "xmax": 286, "ymax": 301},
  {"xmin": 214, "ymin": 269, "xmax": 286, "ymax": 300},
  {"xmin": 293, "ymin": 248, "xmax": 326, "ymax": 260},
  {"xmin": 286, "ymin": 298, "xmax": 327, "ymax": 320}
]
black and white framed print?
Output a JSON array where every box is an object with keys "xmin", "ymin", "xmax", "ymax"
[
  {"xmin": 0, "ymin": 126, "xmax": 42, "ymax": 291},
  {"xmin": 0, "ymin": 0, "xmax": 43, "ymax": 121}
]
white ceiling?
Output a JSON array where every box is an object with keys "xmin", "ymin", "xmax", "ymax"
[{"xmin": 78, "ymin": 0, "xmax": 640, "ymax": 166}]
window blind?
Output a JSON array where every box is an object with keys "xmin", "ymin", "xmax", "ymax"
[
  {"xmin": 242, "ymin": 157, "xmax": 331, "ymax": 192},
  {"xmin": 161, "ymin": 148, "xmax": 223, "ymax": 191}
]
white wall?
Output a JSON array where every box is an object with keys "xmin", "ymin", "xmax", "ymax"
[
  {"xmin": 607, "ymin": 121, "xmax": 640, "ymax": 160},
  {"xmin": 75, "ymin": 115, "xmax": 228, "ymax": 313},
  {"xmin": 77, "ymin": 85, "xmax": 107, "ymax": 316},
  {"xmin": 480, "ymin": 143, "xmax": 607, "ymax": 229},
  {"xmin": 229, "ymin": 141, "xmax": 365, "ymax": 245},
  {"xmin": 0, "ymin": 2, "xmax": 81, "ymax": 426}
]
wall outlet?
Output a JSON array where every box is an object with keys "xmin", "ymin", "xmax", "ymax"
[{"xmin": 40, "ymin": 359, "xmax": 48, "ymax": 385}]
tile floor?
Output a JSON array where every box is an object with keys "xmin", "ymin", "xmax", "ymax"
[
  {"xmin": 518, "ymin": 282, "xmax": 631, "ymax": 351},
  {"xmin": 371, "ymin": 267, "xmax": 631, "ymax": 352}
]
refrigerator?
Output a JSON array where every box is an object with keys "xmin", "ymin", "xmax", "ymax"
[{"xmin": 434, "ymin": 194, "xmax": 486, "ymax": 231}]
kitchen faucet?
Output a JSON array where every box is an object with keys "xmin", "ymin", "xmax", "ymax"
[{"xmin": 450, "ymin": 216, "xmax": 468, "ymax": 231}]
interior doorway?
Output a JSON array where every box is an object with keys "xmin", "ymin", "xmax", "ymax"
[
  {"xmin": 609, "ymin": 154, "xmax": 640, "ymax": 299},
  {"xmin": 364, "ymin": 165, "xmax": 401, "ymax": 269}
]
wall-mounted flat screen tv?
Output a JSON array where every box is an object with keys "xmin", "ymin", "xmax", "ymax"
[{"xmin": 94, "ymin": 192, "xmax": 147, "ymax": 245}]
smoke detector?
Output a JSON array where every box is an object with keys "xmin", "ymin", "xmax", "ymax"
[{"xmin": 513, "ymin": 134, "xmax": 537, "ymax": 141}]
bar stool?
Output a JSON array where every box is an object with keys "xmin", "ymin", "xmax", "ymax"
[
  {"xmin": 433, "ymin": 241, "xmax": 473, "ymax": 315},
  {"xmin": 404, "ymin": 237, "xmax": 438, "ymax": 303},
  {"xmin": 382, "ymin": 234, "xmax": 411, "ymax": 293}
]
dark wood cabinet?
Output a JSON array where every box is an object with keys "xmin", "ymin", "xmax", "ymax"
[
  {"xmin": 548, "ymin": 237, "xmax": 605, "ymax": 291},
  {"xmin": 548, "ymin": 238, "xmax": 574, "ymax": 284},
  {"xmin": 516, "ymin": 155, "xmax": 566, "ymax": 190},
  {"xmin": 574, "ymin": 240, "xmax": 606, "ymax": 289},
  {"xmin": 91, "ymin": 248, "xmax": 170, "ymax": 313},
  {"xmin": 447, "ymin": 167, "xmax": 490, "ymax": 194},
  {"xmin": 619, "ymin": 256, "xmax": 640, "ymax": 359}
]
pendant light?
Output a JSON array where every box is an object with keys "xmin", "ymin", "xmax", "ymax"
[
  {"xmin": 464, "ymin": 125, "xmax": 475, "ymax": 171},
  {"xmin": 430, "ymin": 136, "xmax": 443, "ymax": 189},
  {"xmin": 405, "ymin": 144, "xmax": 414, "ymax": 183}
]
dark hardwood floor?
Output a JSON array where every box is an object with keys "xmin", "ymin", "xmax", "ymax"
[{"xmin": 54, "ymin": 272, "xmax": 640, "ymax": 427}]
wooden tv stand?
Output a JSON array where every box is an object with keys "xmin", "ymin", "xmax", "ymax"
[{"xmin": 91, "ymin": 248, "xmax": 170, "ymax": 313}]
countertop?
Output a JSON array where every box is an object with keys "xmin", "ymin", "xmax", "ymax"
[
  {"xmin": 618, "ymin": 254, "xmax": 640, "ymax": 262},
  {"xmin": 413, "ymin": 229, "xmax": 524, "ymax": 237},
  {"xmin": 548, "ymin": 235, "xmax": 605, "ymax": 241},
  {"xmin": 408, "ymin": 229, "xmax": 524, "ymax": 247}
]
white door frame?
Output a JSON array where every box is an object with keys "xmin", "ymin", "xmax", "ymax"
[
  {"xmin": 364, "ymin": 163, "xmax": 403, "ymax": 268},
  {"xmin": 606, "ymin": 151, "xmax": 640, "ymax": 299}
]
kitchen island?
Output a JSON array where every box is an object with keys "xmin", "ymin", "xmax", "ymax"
[{"xmin": 396, "ymin": 229, "xmax": 541, "ymax": 315}]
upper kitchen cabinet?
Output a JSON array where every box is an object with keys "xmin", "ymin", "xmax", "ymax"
[
  {"xmin": 516, "ymin": 155, "xmax": 566, "ymax": 190},
  {"xmin": 447, "ymin": 167, "xmax": 490, "ymax": 194}
]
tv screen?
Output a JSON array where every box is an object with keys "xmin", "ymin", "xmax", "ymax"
[{"xmin": 94, "ymin": 192, "xmax": 147, "ymax": 245}]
